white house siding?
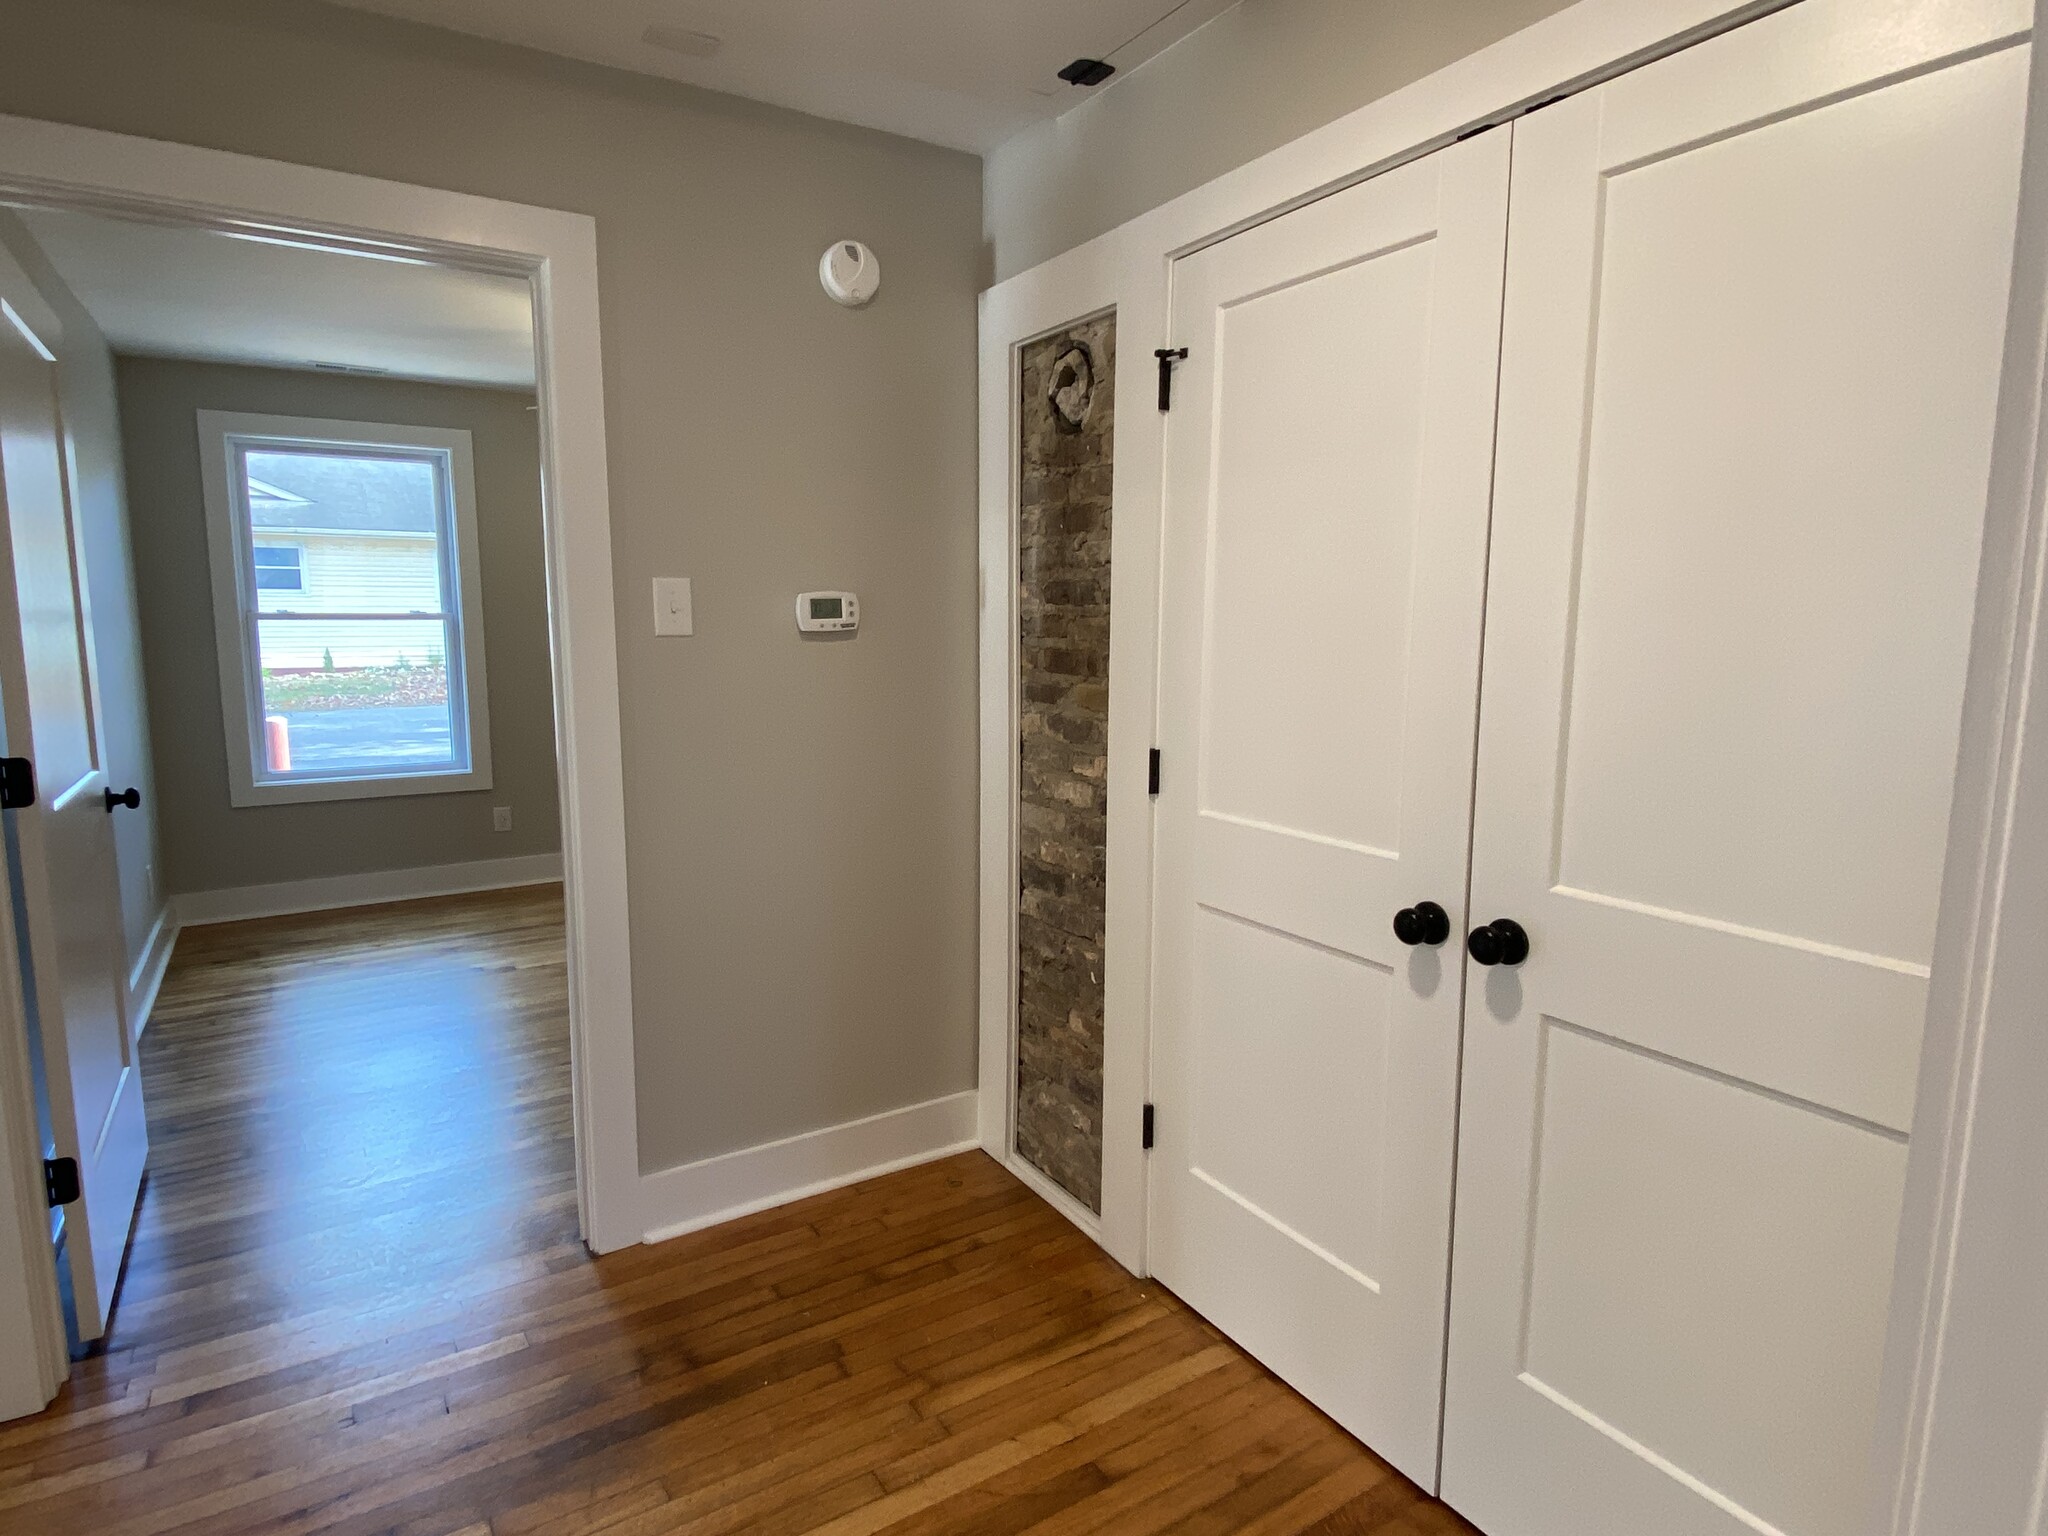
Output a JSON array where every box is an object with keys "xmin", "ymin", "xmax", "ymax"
[{"xmin": 253, "ymin": 532, "xmax": 449, "ymax": 668}]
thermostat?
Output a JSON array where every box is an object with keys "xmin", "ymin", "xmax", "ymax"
[{"xmin": 797, "ymin": 591, "xmax": 858, "ymax": 633}]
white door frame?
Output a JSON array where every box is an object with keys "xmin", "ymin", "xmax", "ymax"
[
  {"xmin": 977, "ymin": 0, "xmax": 1800, "ymax": 1278},
  {"xmin": 1871, "ymin": 0, "xmax": 2048, "ymax": 1526},
  {"xmin": 0, "ymin": 117, "xmax": 643, "ymax": 1294}
]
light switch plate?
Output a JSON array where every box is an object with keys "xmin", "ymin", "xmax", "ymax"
[{"xmin": 653, "ymin": 576, "xmax": 693, "ymax": 636}]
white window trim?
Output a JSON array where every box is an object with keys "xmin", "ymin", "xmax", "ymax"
[{"xmin": 196, "ymin": 410, "xmax": 495, "ymax": 806}]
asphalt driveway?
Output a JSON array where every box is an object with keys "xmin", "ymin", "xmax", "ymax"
[{"xmin": 274, "ymin": 704, "xmax": 454, "ymax": 769}]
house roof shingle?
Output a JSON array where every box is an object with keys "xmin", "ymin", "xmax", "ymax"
[{"xmin": 247, "ymin": 450, "xmax": 438, "ymax": 535}]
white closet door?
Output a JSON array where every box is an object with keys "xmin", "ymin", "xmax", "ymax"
[
  {"xmin": 1442, "ymin": 4, "xmax": 2030, "ymax": 1535},
  {"xmin": 1148, "ymin": 129, "xmax": 1509, "ymax": 1485}
]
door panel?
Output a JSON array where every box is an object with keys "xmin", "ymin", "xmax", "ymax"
[
  {"xmin": 1516, "ymin": 1023, "xmax": 1909, "ymax": 1536},
  {"xmin": 1150, "ymin": 129, "xmax": 1510, "ymax": 1485},
  {"xmin": 1441, "ymin": 3, "xmax": 2030, "ymax": 1533},
  {"xmin": 0, "ymin": 276, "xmax": 145, "ymax": 1343},
  {"xmin": 1199, "ymin": 243, "xmax": 1431, "ymax": 852},
  {"xmin": 1192, "ymin": 907, "xmax": 1391, "ymax": 1286},
  {"xmin": 1554, "ymin": 60, "xmax": 2006, "ymax": 969}
]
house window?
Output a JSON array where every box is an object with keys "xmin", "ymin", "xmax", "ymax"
[
  {"xmin": 198, "ymin": 411, "xmax": 494, "ymax": 805},
  {"xmin": 251, "ymin": 544, "xmax": 303, "ymax": 592}
]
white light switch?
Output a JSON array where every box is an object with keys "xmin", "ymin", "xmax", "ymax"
[{"xmin": 653, "ymin": 577, "xmax": 694, "ymax": 636}]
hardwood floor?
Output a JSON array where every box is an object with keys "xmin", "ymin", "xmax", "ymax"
[{"xmin": 1, "ymin": 887, "xmax": 1477, "ymax": 1535}]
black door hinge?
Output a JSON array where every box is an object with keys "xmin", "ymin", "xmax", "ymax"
[
  {"xmin": 0, "ymin": 757, "xmax": 35, "ymax": 810},
  {"xmin": 44, "ymin": 1156, "xmax": 79, "ymax": 1208},
  {"xmin": 1148, "ymin": 748, "xmax": 1161, "ymax": 796},
  {"xmin": 1155, "ymin": 347, "xmax": 1188, "ymax": 412},
  {"xmin": 1142, "ymin": 1103, "xmax": 1155, "ymax": 1150}
]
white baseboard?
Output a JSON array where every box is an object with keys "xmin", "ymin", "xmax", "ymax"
[
  {"xmin": 639, "ymin": 1089, "xmax": 980, "ymax": 1245},
  {"xmin": 125, "ymin": 904, "xmax": 178, "ymax": 1041},
  {"xmin": 174, "ymin": 852, "xmax": 564, "ymax": 927}
]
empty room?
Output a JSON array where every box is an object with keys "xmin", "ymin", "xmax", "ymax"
[{"xmin": 0, "ymin": 3, "xmax": 2043, "ymax": 1535}]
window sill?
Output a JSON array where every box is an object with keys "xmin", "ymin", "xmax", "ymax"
[{"xmin": 227, "ymin": 765, "xmax": 493, "ymax": 808}]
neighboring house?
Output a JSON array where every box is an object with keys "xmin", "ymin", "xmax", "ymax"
[{"xmin": 248, "ymin": 451, "xmax": 449, "ymax": 670}]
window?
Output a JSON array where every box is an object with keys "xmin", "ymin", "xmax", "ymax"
[
  {"xmin": 198, "ymin": 412, "xmax": 493, "ymax": 805},
  {"xmin": 251, "ymin": 544, "xmax": 303, "ymax": 592}
]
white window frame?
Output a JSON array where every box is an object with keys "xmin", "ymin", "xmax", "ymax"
[{"xmin": 196, "ymin": 410, "xmax": 495, "ymax": 806}]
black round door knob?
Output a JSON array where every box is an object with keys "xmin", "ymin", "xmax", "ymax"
[
  {"xmin": 104, "ymin": 787, "xmax": 140, "ymax": 813},
  {"xmin": 1466, "ymin": 918, "xmax": 1530, "ymax": 967},
  {"xmin": 1392, "ymin": 901, "xmax": 1451, "ymax": 947}
]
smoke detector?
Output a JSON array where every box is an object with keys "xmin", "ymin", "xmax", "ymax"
[{"xmin": 819, "ymin": 241, "xmax": 880, "ymax": 309}]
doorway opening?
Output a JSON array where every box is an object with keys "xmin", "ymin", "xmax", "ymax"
[
  {"xmin": 0, "ymin": 194, "xmax": 571, "ymax": 1353},
  {"xmin": 0, "ymin": 122, "xmax": 638, "ymax": 1405}
]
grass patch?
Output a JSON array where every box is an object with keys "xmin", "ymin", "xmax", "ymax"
[{"xmin": 263, "ymin": 663, "xmax": 448, "ymax": 711}]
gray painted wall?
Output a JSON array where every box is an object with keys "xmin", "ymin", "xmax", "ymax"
[
  {"xmin": 0, "ymin": 0, "xmax": 982, "ymax": 1175},
  {"xmin": 114, "ymin": 359, "xmax": 561, "ymax": 893},
  {"xmin": 0, "ymin": 212, "xmax": 161, "ymax": 986},
  {"xmin": 984, "ymin": 0, "xmax": 1575, "ymax": 281}
]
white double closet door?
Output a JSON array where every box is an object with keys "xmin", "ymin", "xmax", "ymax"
[{"xmin": 1147, "ymin": 1, "xmax": 2029, "ymax": 1533}]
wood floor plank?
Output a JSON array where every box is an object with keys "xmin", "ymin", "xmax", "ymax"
[{"xmin": 6, "ymin": 887, "xmax": 1477, "ymax": 1535}]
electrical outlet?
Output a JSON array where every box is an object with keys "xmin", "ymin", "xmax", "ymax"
[{"xmin": 492, "ymin": 806, "xmax": 513, "ymax": 832}]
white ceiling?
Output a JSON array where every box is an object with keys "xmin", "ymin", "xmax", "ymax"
[
  {"xmin": 317, "ymin": 0, "xmax": 1241, "ymax": 152},
  {"xmin": 13, "ymin": 207, "xmax": 537, "ymax": 390}
]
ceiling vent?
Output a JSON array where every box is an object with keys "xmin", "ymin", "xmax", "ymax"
[
  {"xmin": 643, "ymin": 24, "xmax": 724, "ymax": 59},
  {"xmin": 1058, "ymin": 58, "xmax": 1116, "ymax": 87}
]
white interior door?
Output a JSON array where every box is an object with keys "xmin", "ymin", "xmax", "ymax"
[
  {"xmin": 1148, "ymin": 129, "xmax": 1509, "ymax": 1485},
  {"xmin": 0, "ymin": 263, "xmax": 146, "ymax": 1344},
  {"xmin": 1441, "ymin": 3, "xmax": 2031, "ymax": 1534}
]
